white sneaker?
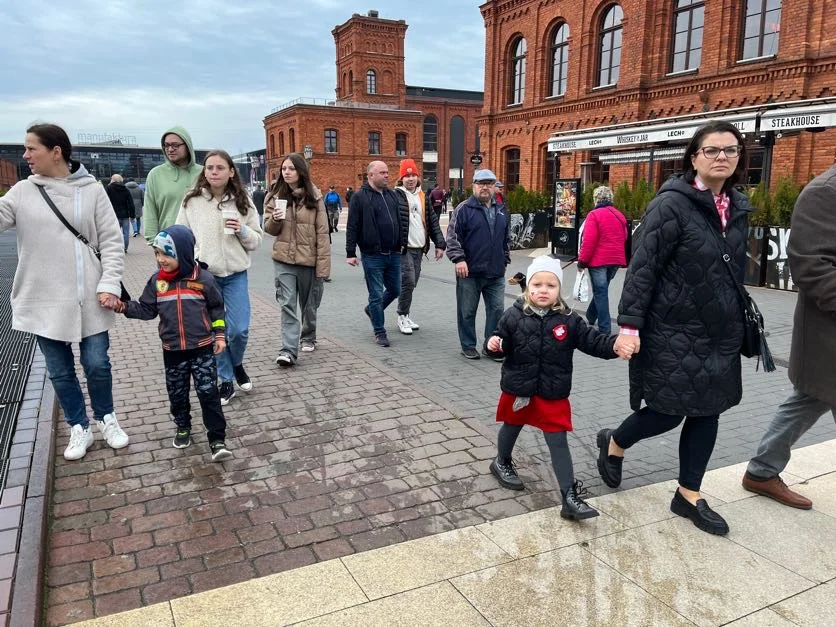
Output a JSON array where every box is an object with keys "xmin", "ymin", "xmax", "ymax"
[
  {"xmin": 405, "ymin": 315, "xmax": 420, "ymax": 330},
  {"xmin": 397, "ymin": 315, "xmax": 413, "ymax": 335},
  {"xmin": 96, "ymin": 413, "xmax": 129, "ymax": 449},
  {"xmin": 64, "ymin": 424, "xmax": 94, "ymax": 461}
]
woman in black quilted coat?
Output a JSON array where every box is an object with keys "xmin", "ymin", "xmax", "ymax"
[{"xmin": 595, "ymin": 121, "xmax": 752, "ymax": 536}]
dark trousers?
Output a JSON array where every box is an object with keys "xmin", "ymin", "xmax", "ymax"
[
  {"xmin": 397, "ymin": 248, "xmax": 424, "ymax": 315},
  {"xmin": 165, "ymin": 350, "xmax": 226, "ymax": 442},
  {"xmin": 611, "ymin": 407, "xmax": 719, "ymax": 491}
]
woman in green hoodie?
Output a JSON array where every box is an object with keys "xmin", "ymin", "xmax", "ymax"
[{"xmin": 142, "ymin": 126, "xmax": 202, "ymax": 242}]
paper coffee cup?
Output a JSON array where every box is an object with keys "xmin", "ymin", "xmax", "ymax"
[
  {"xmin": 273, "ymin": 199, "xmax": 287, "ymax": 220},
  {"xmin": 222, "ymin": 209, "xmax": 239, "ymax": 235}
]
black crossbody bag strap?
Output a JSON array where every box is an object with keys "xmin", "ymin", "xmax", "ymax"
[{"xmin": 36, "ymin": 184, "xmax": 101, "ymax": 259}]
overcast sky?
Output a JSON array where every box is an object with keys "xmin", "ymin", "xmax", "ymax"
[{"xmin": 0, "ymin": 1, "xmax": 486, "ymax": 153}]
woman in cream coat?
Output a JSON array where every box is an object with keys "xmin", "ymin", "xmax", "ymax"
[
  {"xmin": 178, "ymin": 150, "xmax": 263, "ymax": 405},
  {"xmin": 0, "ymin": 123, "xmax": 129, "ymax": 461}
]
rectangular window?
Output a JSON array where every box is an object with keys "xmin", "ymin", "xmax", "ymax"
[
  {"xmin": 504, "ymin": 148, "xmax": 521, "ymax": 190},
  {"xmin": 741, "ymin": 0, "xmax": 781, "ymax": 60},
  {"xmin": 324, "ymin": 129, "xmax": 338, "ymax": 153},
  {"xmin": 423, "ymin": 162, "xmax": 438, "ymax": 190},
  {"xmin": 395, "ymin": 133, "xmax": 407, "ymax": 156},
  {"xmin": 671, "ymin": 1, "xmax": 704, "ymax": 73},
  {"xmin": 368, "ymin": 131, "xmax": 381, "ymax": 155}
]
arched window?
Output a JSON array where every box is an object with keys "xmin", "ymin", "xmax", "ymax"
[
  {"xmin": 741, "ymin": 0, "xmax": 781, "ymax": 59},
  {"xmin": 598, "ymin": 5, "xmax": 623, "ymax": 86},
  {"xmin": 289, "ymin": 129, "xmax": 296, "ymax": 153},
  {"xmin": 278, "ymin": 132, "xmax": 285, "ymax": 156},
  {"xmin": 395, "ymin": 133, "xmax": 407, "ymax": 156},
  {"xmin": 423, "ymin": 115, "xmax": 438, "ymax": 152},
  {"xmin": 671, "ymin": 0, "xmax": 704, "ymax": 72},
  {"xmin": 348, "ymin": 70, "xmax": 353, "ymax": 93},
  {"xmin": 366, "ymin": 69, "xmax": 377, "ymax": 94},
  {"xmin": 324, "ymin": 129, "xmax": 338, "ymax": 153},
  {"xmin": 509, "ymin": 37, "xmax": 526, "ymax": 105},
  {"xmin": 504, "ymin": 148, "xmax": 521, "ymax": 190},
  {"xmin": 550, "ymin": 23, "xmax": 570, "ymax": 97},
  {"xmin": 342, "ymin": 72, "xmax": 348, "ymax": 97},
  {"xmin": 368, "ymin": 131, "xmax": 381, "ymax": 155},
  {"xmin": 269, "ymin": 134, "xmax": 275, "ymax": 158}
]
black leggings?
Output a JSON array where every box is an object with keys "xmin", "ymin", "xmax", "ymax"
[
  {"xmin": 498, "ymin": 423, "xmax": 576, "ymax": 493},
  {"xmin": 611, "ymin": 407, "xmax": 719, "ymax": 491}
]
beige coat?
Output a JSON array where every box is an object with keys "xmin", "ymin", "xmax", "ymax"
[
  {"xmin": 0, "ymin": 166, "xmax": 124, "ymax": 342},
  {"xmin": 787, "ymin": 164, "xmax": 836, "ymax": 407},
  {"xmin": 263, "ymin": 187, "xmax": 331, "ymax": 278}
]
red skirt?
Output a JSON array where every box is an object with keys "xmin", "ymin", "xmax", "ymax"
[{"xmin": 496, "ymin": 393, "xmax": 572, "ymax": 432}]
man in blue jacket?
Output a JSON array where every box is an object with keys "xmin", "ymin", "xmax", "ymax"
[
  {"xmin": 446, "ymin": 169, "xmax": 510, "ymax": 360},
  {"xmin": 346, "ymin": 161, "xmax": 408, "ymax": 347}
]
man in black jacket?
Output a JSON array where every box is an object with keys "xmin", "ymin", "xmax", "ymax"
[
  {"xmin": 346, "ymin": 161, "xmax": 408, "ymax": 347},
  {"xmin": 105, "ymin": 174, "xmax": 135, "ymax": 253}
]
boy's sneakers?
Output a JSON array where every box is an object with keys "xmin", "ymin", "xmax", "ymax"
[
  {"xmin": 397, "ymin": 315, "xmax": 413, "ymax": 335},
  {"xmin": 233, "ymin": 364, "xmax": 253, "ymax": 391},
  {"xmin": 173, "ymin": 428, "xmax": 192, "ymax": 449},
  {"xmin": 210, "ymin": 441, "xmax": 233, "ymax": 462},
  {"xmin": 301, "ymin": 341, "xmax": 316, "ymax": 352},
  {"xmin": 375, "ymin": 333, "xmax": 390, "ymax": 347},
  {"xmin": 64, "ymin": 424, "xmax": 94, "ymax": 461},
  {"xmin": 219, "ymin": 381, "xmax": 236, "ymax": 405},
  {"xmin": 404, "ymin": 315, "xmax": 420, "ymax": 330},
  {"xmin": 96, "ymin": 413, "xmax": 129, "ymax": 449},
  {"xmin": 275, "ymin": 352, "xmax": 295, "ymax": 367}
]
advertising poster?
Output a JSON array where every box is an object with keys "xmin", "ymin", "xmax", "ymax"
[{"xmin": 553, "ymin": 179, "xmax": 580, "ymax": 228}]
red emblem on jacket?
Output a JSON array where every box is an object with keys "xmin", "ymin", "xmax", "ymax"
[{"xmin": 553, "ymin": 324, "xmax": 568, "ymax": 341}]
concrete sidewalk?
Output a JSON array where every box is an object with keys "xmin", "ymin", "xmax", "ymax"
[{"xmin": 75, "ymin": 439, "xmax": 836, "ymax": 626}]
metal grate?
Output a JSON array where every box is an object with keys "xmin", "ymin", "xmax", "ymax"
[{"xmin": 0, "ymin": 230, "xmax": 36, "ymax": 493}]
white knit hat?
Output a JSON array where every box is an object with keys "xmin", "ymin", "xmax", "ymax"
[{"xmin": 525, "ymin": 255, "xmax": 563, "ymax": 284}]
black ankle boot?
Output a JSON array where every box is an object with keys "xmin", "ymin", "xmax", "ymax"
[
  {"xmin": 489, "ymin": 456, "xmax": 524, "ymax": 490},
  {"xmin": 560, "ymin": 480, "xmax": 600, "ymax": 520}
]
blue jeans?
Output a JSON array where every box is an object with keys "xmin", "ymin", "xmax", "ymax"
[
  {"xmin": 586, "ymin": 265, "xmax": 619, "ymax": 333},
  {"xmin": 456, "ymin": 275, "xmax": 506, "ymax": 351},
  {"xmin": 119, "ymin": 218, "xmax": 131, "ymax": 251},
  {"xmin": 37, "ymin": 331, "xmax": 113, "ymax": 428},
  {"xmin": 214, "ymin": 271, "xmax": 251, "ymax": 382},
  {"xmin": 361, "ymin": 253, "xmax": 401, "ymax": 336},
  {"xmin": 133, "ymin": 217, "xmax": 142, "ymax": 235}
]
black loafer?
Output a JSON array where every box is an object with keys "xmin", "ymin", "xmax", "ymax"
[
  {"xmin": 670, "ymin": 490, "xmax": 729, "ymax": 536},
  {"xmin": 596, "ymin": 428, "xmax": 623, "ymax": 488}
]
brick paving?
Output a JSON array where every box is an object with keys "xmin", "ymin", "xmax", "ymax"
[{"xmin": 44, "ymin": 232, "xmax": 836, "ymax": 624}]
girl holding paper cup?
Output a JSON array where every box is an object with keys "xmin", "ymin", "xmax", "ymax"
[
  {"xmin": 263, "ymin": 153, "xmax": 331, "ymax": 367},
  {"xmin": 178, "ymin": 150, "xmax": 263, "ymax": 405}
]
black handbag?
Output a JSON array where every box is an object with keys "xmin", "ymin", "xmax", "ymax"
[
  {"xmin": 715, "ymin": 242, "xmax": 775, "ymax": 372},
  {"xmin": 36, "ymin": 185, "xmax": 131, "ymax": 302}
]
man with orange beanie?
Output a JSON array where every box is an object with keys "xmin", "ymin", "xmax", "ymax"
[{"xmin": 394, "ymin": 158, "xmax": 446, "ymax": 335}]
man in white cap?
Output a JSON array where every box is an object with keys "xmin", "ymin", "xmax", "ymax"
[{"xmin": 446, "ymin": 169, "xmax": 510, "ymax": 360}]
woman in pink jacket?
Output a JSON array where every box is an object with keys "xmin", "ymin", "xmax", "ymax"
[{"xmin": 578, "ymin": 186, "xmax": 628, "ymax": 333}]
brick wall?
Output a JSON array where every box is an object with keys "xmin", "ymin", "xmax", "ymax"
[
  {"xmin": 478, "ymin": 0, "xmax": 836, "ymax": 191},
  {"xmin": 0, "ymin": 159, "xmax": 17, "ymax": 191}
]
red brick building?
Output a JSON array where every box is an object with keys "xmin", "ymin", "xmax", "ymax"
[
  {"xmin": 477, "ymin": 0, "xmax": 836, "ymax": 193},
  {"xmin": 263, "ymin": 11, "xmax": 484, "ymax": 194},
  {"xmin": 0, "ymin": 159, "xmax": 17, "ymax": 192}
]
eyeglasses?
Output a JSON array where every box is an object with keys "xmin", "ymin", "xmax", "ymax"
[
  {"xmin": 697, "ymin": 145, "xmax": 741, "ymax": 159},
  {"xmin": 473, "ymin": 181, "xmax": 495, "ymax": 187},
  {"xmin": 163, "ymin": 142, "xmax": 185, "ymax": 150}
]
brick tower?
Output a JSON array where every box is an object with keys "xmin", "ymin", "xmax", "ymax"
[{"xmin": 332, "ymin": 10, "xmax": 408, "ymax": 108}]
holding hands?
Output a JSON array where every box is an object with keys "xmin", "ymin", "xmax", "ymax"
[
  {"xmin": 614, "ymin": 334, "xmax": 640, "ymax": 360},
  {"xmin": 98, "ymin": 292, "xmax": 121, "ymax": 311}
]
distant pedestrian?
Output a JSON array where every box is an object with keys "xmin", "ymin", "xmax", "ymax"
[
  {"xmin": 442, "ymin": 188, "xmax": 449, "ymax": 213},
  {"xmin": 324, "ymin": 185, "xmax": 343, "ymax": 233},
  {"xmin": 264, "ymin": 153, "xmax": 330, "ymax": 365},
  {"xmin": 115, "ymin": 225, "xmax": 232, "ymax": 462},
  {"xmin": 596, "ymin": 121, "xmax": 752, "ymax": 536},
  {"xmin": 105, "ymin": 174, "xmax": 135, "ymax": 253},
  {"xmin": 577, "ymin": 185, "xmax": 628, "ymax": 333},
  {"xmin": 487, "ymin": 256, "xmax": 620, "ymax": 519},
  {"xmin": 742, "ymin": 163, "xmax": 836, "ymax": 510},
  {"xmin": 178, "ymin": 150, "xmax": 263, "ymax": 405},
  {"xmin": 125, "ymin": 178, "xmax": 144, "ymax": 237},
  {"xmin": 143, "ymin": 126, "xmax": 202, "ymax": 243},
  {"xmin": 494, "ymin": 181, "xmax": 505, "ymax": 204},
  {"xmin": 446, "ymin": 169, "xmax": 510, "ymax": 360},
  {"xmin": 345, "ymin": 186, "xmax": 354, "ymax": 205},
  {"xmin": 0, "ymin": 123, "xmax": 129, "ymax": 461},
  {"xmin": 346, "ymin": 160, "xmax": 408, "ymax": 347},
  {"xmin": 428, "ymin": 183, "xmax": 444, "ymax": 220},
  {"xmin": 394, "ymin": 158, "xmax": 445, "ymax": 335},
  {"xmin": 252, "ymin": 184, "xmax": 266, "ymax": 226}
]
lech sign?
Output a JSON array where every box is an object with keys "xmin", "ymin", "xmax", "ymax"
[{"xmin": 469, "ymin": 154, "xmax": 483, "ymax": 165}]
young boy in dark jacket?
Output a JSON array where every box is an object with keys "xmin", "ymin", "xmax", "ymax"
[
  {"xmin": 486, "ymin": 256, "xmax": 622, "ymax": 519},
  {"xmin": 115, "ymin": 225, "xmax": 232, "ymax": 462}
]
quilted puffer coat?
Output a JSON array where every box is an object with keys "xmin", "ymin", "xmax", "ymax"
[
  {"xmin": 495, "ymin": 301, "xmax": 618, "ymax": 399},
  {"xmin": 617, "ymin": 175, "xmax": 752, "ymax": 416}
]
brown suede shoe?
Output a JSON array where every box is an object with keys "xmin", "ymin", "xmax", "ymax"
[{"xmin": 742, "ymin": 472, "xmax": 812, "ymax": 509}]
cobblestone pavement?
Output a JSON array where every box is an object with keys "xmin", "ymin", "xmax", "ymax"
[{"xmin": 45, "ymin": 231, "xmax": 836, "ymax": 624}]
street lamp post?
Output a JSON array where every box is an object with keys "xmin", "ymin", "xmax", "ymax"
[{"xmin": 303, "ymin": 144, "xmax": 313, "ymax": 162}]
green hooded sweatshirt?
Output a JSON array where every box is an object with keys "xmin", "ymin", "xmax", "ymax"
[{"xmin": 143, "ymin": 126, "xmax": 203, "ymax": 243}]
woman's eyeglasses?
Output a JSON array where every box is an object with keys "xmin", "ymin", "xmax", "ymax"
[{"xmin": 697, "ymin": 145, "xmax": 741, "ymax": 159}]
